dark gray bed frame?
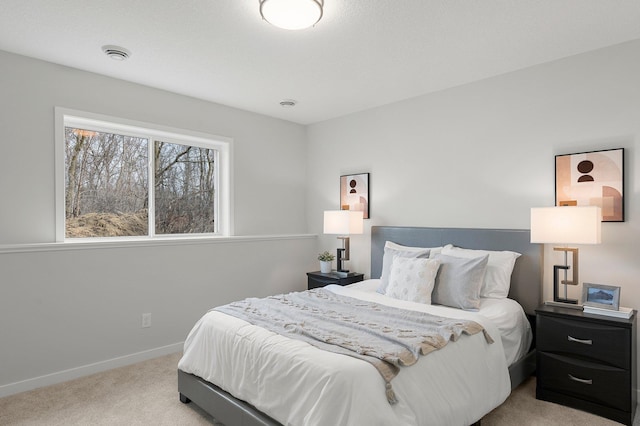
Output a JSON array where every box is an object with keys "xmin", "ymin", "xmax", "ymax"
[{"xmin": 178, "ymin": 226, "xmax": 543, "ymax": 426}]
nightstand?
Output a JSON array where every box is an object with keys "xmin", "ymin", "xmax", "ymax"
[
  {"xmin": 306, "ymin": 271, "xmax": 364, "ymax": 290},
  {"xmin": 536, "ymin": 304, "xmax": 637, "ymax": 425}
]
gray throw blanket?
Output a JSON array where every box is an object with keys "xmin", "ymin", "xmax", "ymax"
[{"xmin": 214, "ymin": 288, "xmax": 494, "ymax": 404}]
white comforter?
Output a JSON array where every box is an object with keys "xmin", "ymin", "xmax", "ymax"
[{"xmin": 179, "ymin": 280, "xmax": 523, "ymax": 426}]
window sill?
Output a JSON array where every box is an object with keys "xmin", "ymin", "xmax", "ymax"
[{"xmin": 0, "ymin": 234, "xmax": 317, "ymax": 254}]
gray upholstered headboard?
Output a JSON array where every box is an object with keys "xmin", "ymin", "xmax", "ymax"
[{"xmin": 371, "ymin": 226, "xmax": 542, "ymax": 315}]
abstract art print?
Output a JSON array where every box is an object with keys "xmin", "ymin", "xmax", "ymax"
[
  {"xmin": 340, "ymin": 173, "xmax": 369, "ymax": 219},
  {"xmin": 555, "ymin": 148, "xmax": 624, "ymax": 222}
]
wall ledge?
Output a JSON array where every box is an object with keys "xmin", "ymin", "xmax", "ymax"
[{"xmin": 0, "ymin": 234, "xmax": 317, "ymax": 254}]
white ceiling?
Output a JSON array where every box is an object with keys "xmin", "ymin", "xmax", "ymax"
[{"xmin": 1, "ymin": 1, "xmax": 640, "ymax": 125}]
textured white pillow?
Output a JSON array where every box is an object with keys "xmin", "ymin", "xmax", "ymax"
[
  {"xmin": 385, "ymin": 256, "xmax": 441, "ymax": 304},
  {"xmin": 376, "ymin": 241, "xmax": 436, "ymax": 294},
  {"xmin": 440, "ymin": 244, "xmax": 521, "ymax": 299},
  {"xmin": 431, "ymin": 253, "xmax": 489, "ymax": 310}
]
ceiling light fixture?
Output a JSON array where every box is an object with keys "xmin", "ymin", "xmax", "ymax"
[
  {"xmin": 102, "ymin": 45, "xmax": 131, "ymax": 61},
  {"xmin": 259, "ymin": 0, "xmax": 323, "ymax": 30}
]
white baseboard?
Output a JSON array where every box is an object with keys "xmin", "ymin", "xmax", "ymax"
[{"xmin": 0, "ymin": 342, "xmax": 183, "ymax": 398}]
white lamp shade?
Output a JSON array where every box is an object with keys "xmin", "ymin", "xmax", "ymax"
[
  {"xmin": 260, "ymin": 0, "xmax": 323, "ymax": 30},
  {"xmin": 530, "ymin": 206, "xmax": 602, "ymax": 244},
  {"xmin": 323, "ymin": 210, "xmax": 364, "ymax": 235}
]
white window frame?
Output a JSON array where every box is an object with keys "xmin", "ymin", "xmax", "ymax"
[{"xmin": 55, "ymin": 107, "xmax": 233, "ymax": 242}]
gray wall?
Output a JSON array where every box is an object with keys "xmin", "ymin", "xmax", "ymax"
[
  {"xmin": 307, "ymin": 39, "xmax": 640, "ymax": 388},
  {"xmin": 0, "ymin": 51, "xmax": 308, "ymax": 243},
  {"xmin": 0, "ymin": 51, "xmax": 316, "ymax": 396}
]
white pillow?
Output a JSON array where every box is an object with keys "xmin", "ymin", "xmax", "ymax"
[
  {"xmin": 385, "ymin": 256, "xmax": 441, "ymax": 304},
  {"xmin": 428, "ymin": 246, "xmax": 443, "ymax": 258},
  {"xmin": 431, "ymin": 253, "xmax": 489, "ymax": 310},
  {"xmin": 440, "ymin": 244, "xmax": 521, "ymax": 299},
  {"xmin": 377, "ymin": 241, "xmax": 439, "ymax": 294}
]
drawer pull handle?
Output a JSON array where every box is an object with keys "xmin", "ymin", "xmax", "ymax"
[
  {"xmin": 567, "ymin": 336, "xmax": 592, "ymax": 345},
  {"xmin": 568, "ymin": 374, "xmax": 593, "ymax": 385}
]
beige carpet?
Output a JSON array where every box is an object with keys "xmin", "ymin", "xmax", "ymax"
[{"xmin": 0, "ymin": 352, "xmax": 633, "ymax": 425}]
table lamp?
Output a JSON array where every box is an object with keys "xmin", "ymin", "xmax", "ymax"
[
  {"xmin": 530, "ymin": 206, "xmax": 602, "ymax": 306},
  {"xmin": 323, "ymin": 210, "xmax": 364, "ymax": 273}
]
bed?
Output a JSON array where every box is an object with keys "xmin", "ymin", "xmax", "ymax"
[{"xmin": 178, "ymin": 226, "xmax": 542, "ymax": 425}]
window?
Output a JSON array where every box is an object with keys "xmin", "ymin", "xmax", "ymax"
[{"xmin": 55, "ymin": 108, "xmax": 232, "ymax": 241}]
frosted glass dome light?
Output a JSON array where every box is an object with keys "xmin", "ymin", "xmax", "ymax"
[{"xmin": 260, "ymin": 0, "xmax": 323, "ymax": 30}]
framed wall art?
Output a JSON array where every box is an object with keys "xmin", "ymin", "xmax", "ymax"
[
  {"xmin": 340, "ymin": 173, "xmax": 369, "ymax": 219},
  {"xmin": 555, "ymin": 148, "xmax": 624, "ymax": 222}
]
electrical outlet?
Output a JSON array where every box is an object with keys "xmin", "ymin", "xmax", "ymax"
[{"xmin": 142, "ymin": 313, "xmax": 152, "ymax": 328}]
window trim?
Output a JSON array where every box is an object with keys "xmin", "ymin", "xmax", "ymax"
[{"xmin": 55, "ymin": 107, "xmax": 233, "ymax": 242}]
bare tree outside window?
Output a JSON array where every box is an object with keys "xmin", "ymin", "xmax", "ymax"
[
  {"xmin": 65, "ymin": 127, "xmax": 148, "ymax": 237},
  {"xmin": 64, "ymin": 127, "xmax": 217, "ymax": 238},
  {"xmin": 154, "ymin": 141, "xmax": 216, "ymax": 234}
]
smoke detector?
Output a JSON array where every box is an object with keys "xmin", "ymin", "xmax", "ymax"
[{"xmin": 102, "ymin": 45, "xmax": 131, "ymax": 61}]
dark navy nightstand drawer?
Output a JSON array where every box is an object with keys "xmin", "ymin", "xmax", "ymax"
[
  {"xmin": 538, "ymin": 352, "xmax": 630, "ymax": 411},
  {"xmin": 537, "ymin": 315, "xmax": 630, "ymax": 369}
]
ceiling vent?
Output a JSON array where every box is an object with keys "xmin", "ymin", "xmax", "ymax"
[
  {"xmin": 279, "ymin": 99, "xmax": 297, "ymax": 108},
  {"xmin": 102, "ymin": 45, "xmax": 131, "ymax": 61}
]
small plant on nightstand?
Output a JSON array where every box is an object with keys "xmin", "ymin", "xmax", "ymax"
[
  {"xmin": 318, "ymin": 251, "xmax": 335, "ymax": 273},
  {"xmin": 318, "ymin": 251, "xmax": 335, "ymax": 262}
]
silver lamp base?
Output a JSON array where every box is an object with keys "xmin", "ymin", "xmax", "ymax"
[{"xmin": 544, "ymin": 300, "xmax": 583, "ymax": 310}]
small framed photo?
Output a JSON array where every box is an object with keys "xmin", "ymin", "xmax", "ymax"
[
  {"xmin": 340, "ymin": 173, "xmax": 369, "ymax": 219},
  {"xmin": 582, "ymin": 283, "xmax": 620, "ymax": 311}
]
